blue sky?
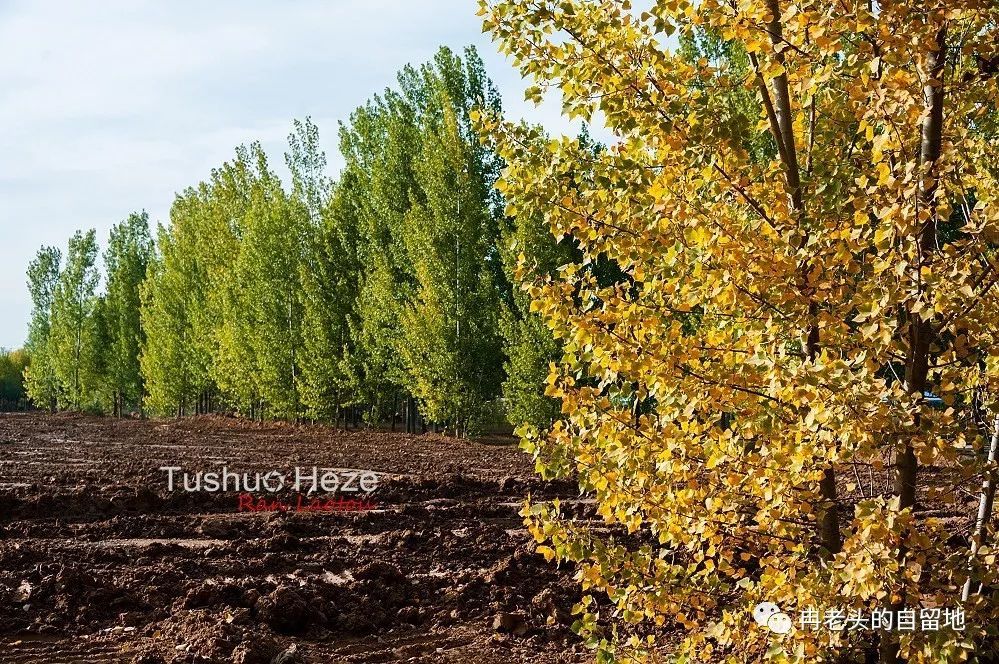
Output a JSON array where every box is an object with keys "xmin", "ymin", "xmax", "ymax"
[{"xmin": 0, "ymin": 0, "xmax": 599, "ymax": 349}]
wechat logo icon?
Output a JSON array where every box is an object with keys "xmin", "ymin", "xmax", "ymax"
[{"xmin": 753, "ymin": 602, "xmax": 792, "ymax": 634}]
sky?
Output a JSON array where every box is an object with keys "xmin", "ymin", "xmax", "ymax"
[{"xmin": 0, "ymin": 0, "xmax": 602, "ymax": 350}]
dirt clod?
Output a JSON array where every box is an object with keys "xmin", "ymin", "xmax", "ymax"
[
  {"xmin": 270, "ymin": 644, "xmax": 305, "ymax": 664},
  {"xmin": 230, "ymin": 634, "xmax": 280, "ymax": 664},
  {"xmin": 255, "ymin": 586, "xmax": 312, "ymax": 634},
  {"xmin": 493, "ymin": 611, "xmax": 529, "ymax": 636}
]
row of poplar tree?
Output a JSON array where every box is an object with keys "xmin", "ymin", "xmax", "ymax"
[{"xmin": 22, "ymin": 46, "xmax": 581, "ymax": 435}]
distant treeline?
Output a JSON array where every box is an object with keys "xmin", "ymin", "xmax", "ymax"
[
  {"xmin": 0, "ymin": 348, "xmax": 28, "ymax": 411},
  {"xmin": 22, "ymin": 46, "xmax": 600, "ymax": 436}
]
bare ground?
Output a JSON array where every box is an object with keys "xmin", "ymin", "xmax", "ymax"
[{"xmin": 0, "ymin": 413, "xmax": 592, "ymax": 664}]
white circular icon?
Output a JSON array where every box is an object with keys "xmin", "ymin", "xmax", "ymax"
[
  {"xmin": 767, "ymin": 612, "xmax": 793, "ymax": 634},
  {"xmin": 753, "ymin": 602, "xmax": 792, "ymax": 634},
  {"xmin": 753, "ymin": 602, "xmax": 780, "ymax": 626}
]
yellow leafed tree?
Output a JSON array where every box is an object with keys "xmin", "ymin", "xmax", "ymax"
[{"xmin": 477, "ymin": 0, "xmax": 999, "ymax": 661}]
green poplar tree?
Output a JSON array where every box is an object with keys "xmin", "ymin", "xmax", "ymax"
[
  {"xmin": 297, "ymin": 128, "xmax": 362, "ymax": 422},
  {"xmin": 497, "ymin": 207, "xmax": 568, "ymax": 432},
  {"xmin": 337, "ymin": 45, "xmax": 507, "ymax": 433},
  {"xmin": 49, "ymin": 229, "xmax": 100, "ymax": 410},
  {"xmin": 140, "ymin": 194, "xmax": 214, "ymax": 416},
  {"xmin": 239, "ymin": 158, "xmax": 305, "ymax": 420},
  {"xmin": 400, "ymin": 94, "xmax": 504, "ymax": 435},
  {"xmin": 206, "ymin": 151, "xmax": 264, "ymax": 416},
  {"xmin": 345, "ymin": 95, "xmax": 421, "ymax": 421},
  {"xmin": 100, "ymin": 212, "xmax": 153, "ymax": 415},
  {"xmin": 23, "ymin": 246, "xmax": 62, "ymax": 411}
]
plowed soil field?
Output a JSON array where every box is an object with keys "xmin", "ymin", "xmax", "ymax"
[{"xmin": 0, "ymin": 413, "xmax": 590, "ymax": 663}]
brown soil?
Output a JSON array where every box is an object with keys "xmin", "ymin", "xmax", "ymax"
[{"xmin": 0, "ymin": 413, "xmax": 591, "ymax": 663}]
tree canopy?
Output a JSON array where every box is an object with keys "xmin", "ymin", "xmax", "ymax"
[{"xmin": 479, "ymin": 0, "xmax": 999, "ymax": 660}]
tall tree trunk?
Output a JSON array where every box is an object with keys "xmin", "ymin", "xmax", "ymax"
[
  {"xmin": 760, "ymin": 0, "xmax": 841, "ymax": 555},
  {"xmin": 898, "ymin": 17, "xmax": 946, "ymax": 532},
  {"xmin": 391, "ymin": 393, "xmax": 398, "ymax": 432},
  {"xmin": 963, "ymin": 414, "xmax": 999, "ymax": 601},
  {"xmin": 288, "ymin": 296, "xmax": 299, "ymax": 422},
  {"xmin": 881, "ymin": 23, "xmax": 947, "ymax": 664}
]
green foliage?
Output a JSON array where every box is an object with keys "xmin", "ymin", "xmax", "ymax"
[
  {"xmin": 23, "ymin": 45, "xmax": 567, "ymax": 437},
  {"xmin": 398, "ymin": 51, "xmax": 506, "ymax": 435},
  {"xmin": 206, "ymin": 150, "xmax": 266, "ymax": 415},
  {"xmin": 337, "ymin": 84, "xmax": 421, "ymax": 417},
  {"xmin": 23, "ymin": 246, "xmax": 61, "ymax": 411},
  {"xmin": 497, "ymin": 128, "xmax": 604, "ymax": 432},
  {"xmin": 138, "ymin": 141, "xmax": 315, "ymax": 420},
  {"xmin": 140, "ymin": 211, "xmax": 209, "ymax": 416},
  {"xmin": 0, "ymin": 348, "xmax": 29, "ymax": 409},
  {"xmin": 49, "ymin": 229, "xmax": 100, "ymax": 410},
  {"xmin": 99, "ymin": 212, "xmax": 153, "ymax": 415},
  {"xmin": 299, "ymin": 169, "xmax": 361, "ymax": 420},
  {"xmin": 239, "ymin": 157, "xmax": 306, "ymax": 419},
  {"xmin": 677, "ymin": 27, "xmax": 776, "ymax": 164},
  {"xmin": 498, "ymin": 303, "xmax": 561, "ymax": 432},
  {"xmin": 335, "ymin": 45, "xmax": 507, "ymax": 433},
  {"xmin": 290, "ymin": 118, "xmax": 349, "ymax": 421}
]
